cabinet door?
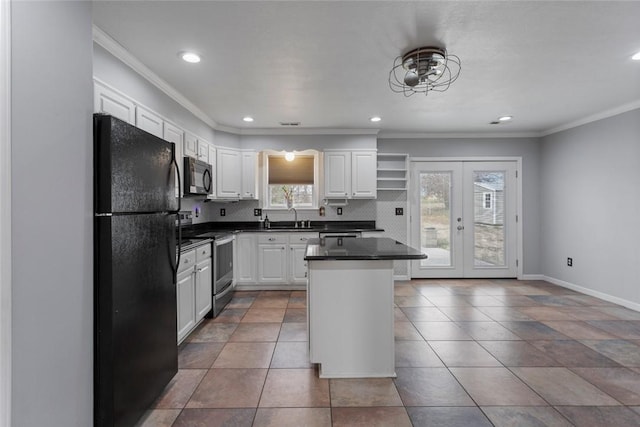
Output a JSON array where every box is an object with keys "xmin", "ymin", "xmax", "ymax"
[
  {"xmin": 94, "ymin": 83, "xmax": 135, "ymax": 124},
  {"xmin": 216, "ymin": 148, "xmax": 242, "ymax": 198},
  {"xmin": 135, "ymin": 105, "xmax": 163, "ymax": 138},
  {"xmin": 258, "ymin": 244, "xmax": 287, "ymax": 283},
  {"xmin": 207, "ymin": 146, "xmax": 217, "ymax": 200},
  {"xmin": 241, "ymin": 151, "xmax": 258, "ymax": 199},
  {"xmin": 324, "ymin": 151, "xmax": 351, "ymax": 198},
  {"xmin": 184, "ymin": 132, "xmax": 198, "ymax": 159},
  {"xmin": 289, "ymin": 244, "xmax": 308, "ymax": 285},
  {"xmin": 351, "ymin": 151, "xmax": 377, "ymax": 199},
  {"xmin": 163, "ymin": 122, "xmax": 184, "ymax": 199},
  {"xmin": 195, "ymin": 258, "xmax": 212, "ymax": 320},
  {"xmin": 176, "ymin": 269, "xmax": 195, "ymax": 343},
  {"xmin": 197, "ymin": 140, "xmax": 209, "ymax": 163},
  {"xmin": 235, "ymin": 233, "xmax": 257, "ymax": 284}
]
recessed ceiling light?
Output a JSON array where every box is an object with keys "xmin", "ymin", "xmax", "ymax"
[
  {"xmin": 242, "ymin": 116, "xmax": 254, "ymax": 123},
  {"xmin": 498, "ymin": 116, "xmax": 513, "ymax": 121},
  {"xmin": 180, "ymin": 52, "xmax": 201, "ymax": 63},
  {"xmin": 370, "ymin": 116, "xmax": 382, "ymax": 122},
  {"xmin": 632, "ymin": 51, "xmax": 640, "ymax": 61}
]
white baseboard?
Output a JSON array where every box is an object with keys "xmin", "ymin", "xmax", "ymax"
[
  {"xmin": 521, "ymin": 274, "xmax": 545, "ymax": 280},
  {"xmin": 543, "ymin": 275, "xmax": 640, "ymax": 312},
  {"xmin": 393, "ymin": 274, "xmax": 410, "ymax": 281},
  {"xmin": 235, "ymin": 285, "xmax": 306, "ymax": 292}
]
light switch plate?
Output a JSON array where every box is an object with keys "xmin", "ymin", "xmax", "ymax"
[
  {"xmin": 395, "ymin": 207, "xmax": 403, "ymax": 216},
  {"xmin": 220, "ymin": 208, "xmax": 226, "ymax": 216}
]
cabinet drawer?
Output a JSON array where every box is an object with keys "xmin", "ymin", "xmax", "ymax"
[
  {"xmin": 178, "ymin": 249, "xmax": 196, "ymax": 274},
  {"xmin": 195, "ymin": 243, "xmax": 212, "ymax": 261},
  {"xmin": 257, "ymin": 234, "xmax": 287, "ymax": 244},
  {"xmin": 289, "ymin": 233, "xmax": 316, "ymax": 244}
]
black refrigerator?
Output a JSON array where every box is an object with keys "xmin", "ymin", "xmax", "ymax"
[{"xmin": 94, "ymin": 114, "xmax": 179, "ymax": 427}]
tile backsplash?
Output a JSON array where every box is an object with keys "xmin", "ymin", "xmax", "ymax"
[{"xmin": 181, "ymin": 197, "xmax": 377, "ymax": 224}]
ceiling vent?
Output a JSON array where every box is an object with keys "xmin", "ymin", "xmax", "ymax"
[{"xmin": 279, "ymin": 122, "xmax": 301, "ymax": 126}]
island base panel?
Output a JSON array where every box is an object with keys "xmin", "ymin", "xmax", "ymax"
[{"xmin": 308, "ymin": 260, "xmax": 395, "ymax": 378}]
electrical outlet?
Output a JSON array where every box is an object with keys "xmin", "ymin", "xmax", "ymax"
[
  {"xmin": 194, "ymin": 207, "xmax": 200, "ymax": 218},
  {"xmin": 253, "ymin": 208, "xmax": 262, "ymax": 217},
  {"xmin": 567, "ymin": 257, "xmax": 573, "ymax": 267},
  {"xmin": 337, "ymin": 207, "xmax": 343, "ymax": 215},
  {"xmin": 395, "ymin": 207, "xmax": 403, "ymax": 216},
  {"xmin": 220, "ymin": 208, "xmax": 226, "ymax": 217}
]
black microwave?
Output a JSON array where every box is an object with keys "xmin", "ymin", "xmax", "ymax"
[{"xmin": 183, "ymin": 157, "xmax": 213, "ymax": 196}]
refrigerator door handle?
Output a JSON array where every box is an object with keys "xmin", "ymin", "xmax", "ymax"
[
  {"xmin": 172, "ymin": 153, "xmax": 182, "ymax": 213},
  {"xmin": 172, "ymin": 149, "xmax": 182, "ymax": 278}
]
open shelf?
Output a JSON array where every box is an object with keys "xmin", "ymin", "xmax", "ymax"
[{"xmin": 377, "ymin": 153, "xmax": 408, "ymax": 191}]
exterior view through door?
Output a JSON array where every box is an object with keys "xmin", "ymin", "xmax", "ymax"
[{"xmin": 411, "ymin": 161, "xmax": 518, "ymax": 278}]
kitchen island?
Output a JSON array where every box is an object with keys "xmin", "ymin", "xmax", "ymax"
[{"xmin": 304, "ymin": 237, "xmax": 427, "ymax": 378}]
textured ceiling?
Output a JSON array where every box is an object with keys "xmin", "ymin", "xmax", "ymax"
[{"xmin": 93, "ymin": 1, "xmax": 640, "ymax": 135}]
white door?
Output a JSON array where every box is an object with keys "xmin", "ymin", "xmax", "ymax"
[
  {"xmin": 351, "ymin": 151, "xmax": 377, "ymax": 199},
  {"xmin": 216, "ymin": 148, "xmax": 242, "ymax": 198},
  {"xmin": 411, "ymin": 161, "xmax": 518, "ymax": 278},
  {"xmin": 195, "ymin": 258, "xmax": 212, "ymax": 320}
]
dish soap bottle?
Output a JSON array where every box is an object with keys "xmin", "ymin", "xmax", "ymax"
[{"xmin": 264, "ymin": 215, "xmax": 270, "ymax": 229}]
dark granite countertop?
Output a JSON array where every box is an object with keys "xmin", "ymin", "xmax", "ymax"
[
  {"xmin": 304, "ymin": 237, "xmax": 427, "ymax": 261},
  {"xmin": 181, "ymin": 221, "xmax": 383, "ymax": 238}
]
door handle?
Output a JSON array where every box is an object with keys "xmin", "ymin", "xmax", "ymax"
[{"xmin": 457, "ymin": 225, "xmax": 464, "ymax": 231}]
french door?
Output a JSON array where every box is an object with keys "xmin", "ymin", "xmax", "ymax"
[{"xmin": 411, "ymin": 161, "xmax": 518, "ymax": 278}]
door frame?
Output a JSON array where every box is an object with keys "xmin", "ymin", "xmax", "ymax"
[
  {"xmin": 409, "ymin": 157, "xmax": 523, "ymax": 279},
  {"xmin": 0, "ymin": 1, "xmax": 12, "ymax": 426}
]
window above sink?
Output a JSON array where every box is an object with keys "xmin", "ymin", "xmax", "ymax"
[{"xmin": 263, "ymin": 149, "xmax": 320, "ymax": 210}]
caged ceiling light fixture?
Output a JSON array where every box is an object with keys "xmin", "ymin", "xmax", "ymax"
[{"xmin": 389, "ymin": 46, "xmax": 461, "ymax": 97}]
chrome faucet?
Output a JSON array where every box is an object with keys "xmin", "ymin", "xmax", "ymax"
[{"xmin": 289, "ymin": 207, "xmax": 298, "ymax": 228}]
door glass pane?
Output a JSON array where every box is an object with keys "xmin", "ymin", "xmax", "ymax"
[
  {"xmin": 473, "ymin": 171, "xmax": 506, "ymax": 267},
  {"xmin": 419, "ymin": 172, "xmax": 451, "ymax": 266}
]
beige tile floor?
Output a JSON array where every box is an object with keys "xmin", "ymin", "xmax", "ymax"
[{"xmin": 136, "ymin": 280, "xmax": 640, "ymax": 426}]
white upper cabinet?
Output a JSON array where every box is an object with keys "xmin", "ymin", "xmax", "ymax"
[
  {"xmin": 197, "ymin": 139, "xmax": 210, "ymax": 163},
  {"xmin": 135, "ymin": 106, "xmax": 163, "ymax": 138},
  {"xmin": 351, "ymin": 151, "xmax": 377, "ymax": 198},
  {"xmin": 241, "ymin": 150, "xmax": 258, "ymax": 200},
  {"xmin": 207, "ymin": 145, "xmax": 217, "ymax": 200},
  {"xmin": 324, "ymin": 151, "xmax": 351, "ymax": 198},
  {"xmin": 324, "ymin": 150, "xmax": 377, "ymax": 199},
  {"xmin": 184, "ymin": 132, "xmax": 198, "ymax": 159},
  {"xmin": 94, "ymin": 83, "xmax": 135, "ymax": 124},
  {"xmin": 163, "ymin": 122, "xmax": 184, "ymax": 198},
  {"xmin": 216, "ymin": 148, "xmax": 242, "ymax": 199}
]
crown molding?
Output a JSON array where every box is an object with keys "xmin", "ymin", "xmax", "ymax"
[
  {"xmin": 541, "ymin": 99, "xmax": 640, "ymax": 137},
  {"xmin": 378, "ymin": 131, "xmax": 541, "ymax": 139},
  {"xmin": 238, "ymin": 128, "xmax": 380, "ymax": 136},
  {"xmin": 92, "ymin": 25, "xmax": 218, "ymax": 130}
]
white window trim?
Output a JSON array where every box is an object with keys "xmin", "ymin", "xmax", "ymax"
[
  {"xmin": 483, "ymin": 192, "xmax": 493, "ymax": 209},
  {"xmin": 262, "ymin": 149, "xmax": 320, "ymax": 210},
  {"xmin": 0, "ymin": 1, "xmax": 12, "ymax": 425}
]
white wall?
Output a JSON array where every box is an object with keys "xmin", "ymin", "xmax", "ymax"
[
  {"xmin": 240, "ymin": 133, "xmax": 376, "ymax": 151},
  {"xmin": 540, "ymin": 109, "xmax": 640, "ymax": 306},
  {"xmin": 11, "ymin": 2, "xmax": 93, "ymax": 426},
  {"xmin": 93, "ymin": 43, "xmax": 226, "ymax": 147},
  {"xmin": 378, "ymin": 137, "xmax": 542, "ymax": 276}
]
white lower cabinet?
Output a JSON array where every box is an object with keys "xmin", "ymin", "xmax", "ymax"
[
  {"xmin": 258, "ymin": 234, "xmax": 288, "ymax": 283},
  {"xmin": 235, "ymin": 233, "xmax": 257, "ymax": 284},
  {"xmin": 176, "ymin": 268, "xmax": 196, "ymax": 342},
  {"xmin": 176, "ymin": 243, "xmax": 212, "ymax": 344},
  {"xmin": 289, "ymin": 244, "xmax": 309, "ymax": 284},
  {"xmin": 235, "ymin": 232, "xmax": 315, "ymax": 288}
]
